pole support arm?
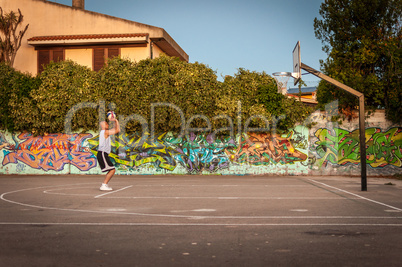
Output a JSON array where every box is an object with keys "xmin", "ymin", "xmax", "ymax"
[
  {"xmin": 301, "ymin": 63, "xmax": 363, "ymax": 98},
  {"xmin": 300, "ymin": 62, "xmax": 367, "ymax": 191}
]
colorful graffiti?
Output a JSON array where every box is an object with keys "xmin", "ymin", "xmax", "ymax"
[
  {"xmin": 87, "ymin": 132, "xmax": 235, "ymax": 174},
  {"xmin": 312, "ymin": 127, "xmax": 402, "ymax": 168},
  {"xmin": 165, "ymin": 132, "xmax": 236, "ymax": 173},
  {"xmin": 226, "ymin": 131, "xmax": 308, "ymax": 165},
  {"xmin": 1, "ymin": 125, "xmax": 400, "ymax": 175},
  {"xmin": 1, "ymin": 132, "xmax": 96, "ymax": 171},
  {"xmin": 87, "ymin": 133, "xmax": 177, "ymax": 172},
  {"xmin": 0, "ymin": 129, "xmax": 310, "ymax": 175},
  {"xmin": 86, "ymin": 131, "xmax": 307, "ymax": 174}
]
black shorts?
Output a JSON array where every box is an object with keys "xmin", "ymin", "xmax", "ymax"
[{"xmin": 97, "ymin": 151, "xmax": 115, "ymax": 172}]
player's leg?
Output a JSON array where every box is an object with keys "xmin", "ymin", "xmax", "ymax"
[
  {"xmin": 103, "ymin": 168, "xmax": 115, "ymax": 185},
  {"xmin": 100, "ymin": 169, "xmax": 115, "ymax": 191},
  {"xmin": 98, "ymin": 151, "xmax": 115, "ymax": 191}
]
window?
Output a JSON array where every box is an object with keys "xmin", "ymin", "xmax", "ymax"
[
  {"xmin": 36, "ymin": 46, "xmax": 121, "ymax": 73},
  {"xmin": 37, "ymin": 48, "xmax": 64, "ymax": 73},
  {"xmin": 93, "ymin": 47, "xmax": 120, "ymax": 71}
]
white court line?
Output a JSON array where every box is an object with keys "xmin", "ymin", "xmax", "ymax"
[
  {"xmin": 0, "ymin": 222, "xmax": 401, "ymax": 226},
  {"xmin": 2, "ymin": 182, "xmax": 402, "ymax": 220},
  {"xmin": 103, "ymin": 196, "xmax": 358, "ymax": 200},
  {"xmin": 126, "ymin": 184, "xmax": 309, "ymax": 187},
  {"xmin": 309, "ymin": 179, "xmax": 402, "ymax": 212},
  {"xmin": 43, "ymin": 187, "xmax": 95, "ymax": 196},
  {"xmin": 94, "ymin": 185, "xmax": 133, "ymax": 199},
  {"xmin": 3, "ymin": 187, "xmax": 402, "ymax": 219}
]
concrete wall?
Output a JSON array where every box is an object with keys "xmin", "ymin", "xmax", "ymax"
[
  {"xmin": 1, "ymin": 110, "xmax": 401, "ymax": 176},
  {"xmin": 0, "ymin": 0, "xmax": 188, "ymax": 75}
]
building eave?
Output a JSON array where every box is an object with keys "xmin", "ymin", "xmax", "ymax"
[{"xmin": 27, "ymin": 33, "xmax": 149, "ymax": 47}]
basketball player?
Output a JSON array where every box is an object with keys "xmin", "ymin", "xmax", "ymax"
[{"xmin": 97, "ymin": 116, "xmax": 120, "ymax": 191}]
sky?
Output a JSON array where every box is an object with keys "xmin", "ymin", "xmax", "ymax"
[{"xmin": 50, "ymin": 0, "xmax": 327, "ymax": 87}]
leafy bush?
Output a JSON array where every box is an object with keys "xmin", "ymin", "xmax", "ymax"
[
  {"xmin": 218, "ymin": 69, "xmax": 273, "ymax": 130},
  {"xmin": 26, "ymin": 60, "xmax": 96, "ymax": 134},
  {"xmin": 0, "ymin": 56, "xmax": 316, "ymax": 135},
  {"xmin": 96, "ymin": 55, "xmax": 222, "ymax": 134},
  {"xmin": 0, "ymin": 62, "xmax": 40, "ymax": 132},
  {"xmin": 0, "ymin": 62, "xmax": 15, "ymax": 130},
  {"xmin": 257, "ymin": 83, "xmax": 314, "ymax": 132}
]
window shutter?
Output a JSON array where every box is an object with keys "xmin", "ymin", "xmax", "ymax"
[
  {"xmin": 38, "ymin": 50, "xmax": 50, "ymax": 73},
  {"xmin": 53, "ymin": 50, "xmax": 64, "ymax": 62},
  {"xmin": 94, "ymin": 48, "xmax": 105, "ymax": 71},
  {"xmin": 108, "ymin": 48, "xmax": 119, "ymax": 58}
]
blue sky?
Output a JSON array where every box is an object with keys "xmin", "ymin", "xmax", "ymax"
[{"xmin": 51, "ymin": 0, "xmax": 326, "ymax": 87}]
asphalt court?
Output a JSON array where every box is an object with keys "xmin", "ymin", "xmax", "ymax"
[
  {"xmin": 1, "ymin": 175, "xmax": 401, "ymax": 225},
  {"xmin": 1, "ymin": 175, "xmax": 402, "ymax": 267}
]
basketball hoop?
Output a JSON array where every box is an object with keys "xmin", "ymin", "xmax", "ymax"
[{"xmin": 272, "ymin": 72, "xmax": 291, "ymax": 95}]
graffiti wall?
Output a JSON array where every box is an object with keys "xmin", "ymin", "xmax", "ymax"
[
  {"xmin": 0, "ymin": 132, "xmax": 98, "ymax": 174},
  {"xmin": 312, "ymin": 127, "xmax": 402, "ymax": 168},
  {"xmin": 0, "ymin": 115, "xmax": 401, "ymax": 176},
  {"xmin": 309, "ymin": 126, "xmax": 402, "ymax": 176},
  {"xmin": 0, "ymin": 126, "xmax": 309, "ymax": 175}
]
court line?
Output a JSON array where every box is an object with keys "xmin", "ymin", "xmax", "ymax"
[
  {"xmin": 2, "ymin": 183, "xmax": 401, "ymax": 219},
  {"xmin": 102, "ymin": 196, "xmax": 359, "ymax": 200},
  {"xmin": 0, "ymin": 222, "xmax": 401, "ymax": 226},
  {"xmin": 125, "ymin": 184, "xmax": 310, "ymax": 187},
  {"xmin": 94, "ymin": 185, "xmax": 133, "ymax": 199},
  {"xmin": 43, "ymin": 187, "xmax": 95, "ymax": 196},
  {"xmin": 42, "ymin": 189, "xmax": 355, "ymax": 200},
  {"xmin": 308, "ymin": 179, "xmax": 402, "ymax": 212},
  {"xmin": 3, "ymin": 188, "xmax": 402, "ymax": 218}
]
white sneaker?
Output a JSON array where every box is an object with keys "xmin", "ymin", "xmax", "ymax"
[{"xmin": 100, "ymin": 183, "xmax": 113, "ymax": 191}]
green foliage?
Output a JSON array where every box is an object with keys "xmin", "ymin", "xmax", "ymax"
[
  {"xmin": 96, "ymin": 55, "xmax": 222, "ymax": 134},
  {"xmin": 27, "ymin": 60, "xmax": 96, "ymax": 134},
  {"xmin": 0, "ymin": 56, "xmax": 316, "ymax": 135},
  {"xmin": 219, "ymin": 69, "xmax": 273, "ymax": 130},
  {"xmin": 0, "ymin": 62, "xmax": 40, "ymax": 132},
  {"xmin": 219, "ymin": 69, "xmax": 313, "ymax": 132},
  {"xmin": 0, "ymin": 62, "xmax": 15, "ymax": 130},
  {"xmin": 314, "ymin": 0, "xmax": 402, "ymax": 122},
  {"xmin": 257, "ymin": 83, "xmax": 314, "ymax": 131}
]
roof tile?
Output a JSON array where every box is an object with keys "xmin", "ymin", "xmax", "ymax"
[{"xmin": 28, "ymin": 33, "xmax": 149, "ymax": 41}]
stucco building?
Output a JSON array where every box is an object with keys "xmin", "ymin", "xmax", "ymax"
[{"xmin": 0, "ymin": 0, "xmax": 188, "ymax": 75}]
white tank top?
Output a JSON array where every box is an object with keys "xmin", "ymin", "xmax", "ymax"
[{"xmin": 98, "ymin": 130, "xmax": 111, "ymax": 154}]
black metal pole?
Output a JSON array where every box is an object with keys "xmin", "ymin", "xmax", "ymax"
[
  {"xmin": 300, "ymin": 63, "xmax": 367, "ymax": 191},
  {"xmin": 359, "ymin": 95, "xmax": 367, "ymax": 191}
]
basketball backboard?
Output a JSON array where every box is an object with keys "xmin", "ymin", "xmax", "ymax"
[{"xmin": 292, "ymin": 41, "xmax": 301, "ymax": 85}]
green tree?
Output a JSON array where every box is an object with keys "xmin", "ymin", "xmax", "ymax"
[
  {"xmin": 219, "ymin": 69, "xmax": 313, "ymax": 132},
  {"xmin": 1, "ymin": 56, "xmax": 316, "ymax": 135},
  {"xmin": 0, "ymin": 62, "xmax": 40, "ymax": 132},
  {"xmin": 314, "ymin": 0, "xmax": 402, "ymax": 122},
  {"xmin": 219, "ymin": 69, "xmax": 273, "ymax": 130},
  {"xmin": 96, "ymin": 55, "xmax": 222, "ymax": 134},
  {"xmin": 257, "ymin": 80, "xmax": 313, "ymax": 132},
  {"xmin": 26, "ymin": 60, "xmax": 97, "ymax": 135}
]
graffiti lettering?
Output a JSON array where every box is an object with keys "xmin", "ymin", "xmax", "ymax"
[
  {"xmin": 88, "ymin": 132, "xmax": 177, "ymax": 171},
  {"xmin": 313, "ymin": 127, "xmax": 402, "ymax": 168},
  {"xmin": 165, "ymin": 132, "xmax": 235, "ymax": 173},
  {"xmin": 2, "ymin": 133, "xmax": 96, "ymax": 171},
  {"xmin": 226, "ymin": 132, "xmax": 308, "ymax": 165}
]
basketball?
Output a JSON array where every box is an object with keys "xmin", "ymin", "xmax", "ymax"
[{"xmin": 107, "ymin": 111, "xmax": 115, "ymax": 120}]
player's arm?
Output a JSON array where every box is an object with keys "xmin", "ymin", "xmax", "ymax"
[{"xmin": 104, "ymin": 118, "xmax": 120, "ymax": 138}]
